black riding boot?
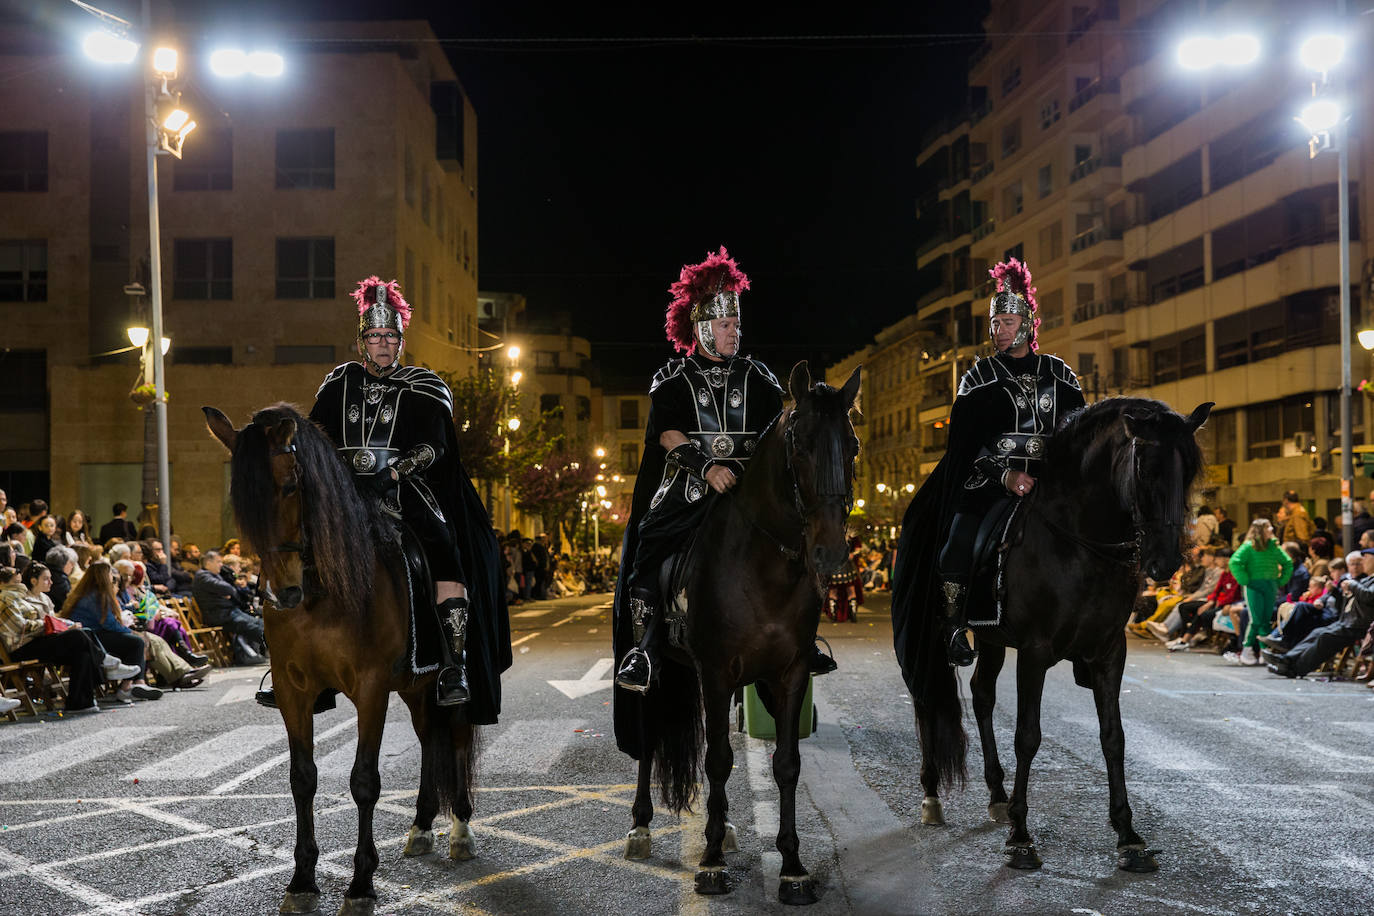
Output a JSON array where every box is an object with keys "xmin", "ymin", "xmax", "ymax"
[
  {"xmin": 615, "ymin": 586, "xmax": 659, "ymax": 693},
  {"xmin": 942, "ymin": 580, "xmax": 977, "ymax": 667},
  {"xmin": 436, "ymin": 596, "xmax": 471, "ymax": 707},
  {"xmin": 808, "ymin": 639, "xmax": 838, "ymax": 675}
]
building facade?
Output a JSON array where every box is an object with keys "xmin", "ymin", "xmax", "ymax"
[
  {"xmin": 849, "ymin": 0, "xmax": 1374, "ymax": 528},
  {"xmin": 2, "ymin": 20, "xmax": 480, "ymax": 546}
]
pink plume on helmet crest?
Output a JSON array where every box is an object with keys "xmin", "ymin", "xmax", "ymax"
[
  {"xmin": 665, "ymin": 246, "xmax": 750, "ymax": 355},
  {"xmin": 988, "ymin": 257, "xmax": 1040, "ymax": 350},
  {"xmin": 351, "ymin": 276, "xmax": 412, "ymax": 330}
]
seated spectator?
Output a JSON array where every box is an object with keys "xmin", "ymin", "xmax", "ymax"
[
  {"xmin": 61, "ymin": 560, "xmax": 162, "ymax": 701},
  {"xmin": 1267, "ymin": 566, "xmax": 1374, "ymax": 678},
  {"xmin": 178, "ymin": 541, "xmax": 202, "ymax": 572},
  {"xmin": 45, "ymin": 545, "xmax": 78, "ymax": 612},
  {"xmin": 3, "ymin": 522, "xmax": 27, "ymax": 560},
  {"xmin": 1282, "ymin": 542, "xmax": 1310, "ymax": 603},
  {"xmin": 193, "ymin": 550, "xmax": 266, "ymax": 665},
  {"xmin": 1167, "ymin": 549, "xmax": 1239, "ymax": 650},
  {"xmin": 114, "ymin": 559, "xmax": 206, "ymax": 671},
  {"xmin": 222, "ymin": 538, "xmax": 242, "ymax": 558},
  {"xmin": 143, "ymin": 537, "xmax": 193, "ymax": 596},
  {"xmin": 1263, "ymin": 575, "xmax": 1336, "ymax": 652},
  {"xmin": 1148, "ymin": 548, "xmax": 1223, "ymax": 641},
  {"xmin": 30, "ymin": 514, "xmax": 60, "ymax": 567},
  {"xmin": 97, "ymin": 503, "xmax": 138, "ymax": 544},
  {"xmin": 3, "ymin": 560, "xmax": 139, "ymax": 713},
  {"xmin": 61, "ymin": 510, "xmax": 92, "ymax": 548}
]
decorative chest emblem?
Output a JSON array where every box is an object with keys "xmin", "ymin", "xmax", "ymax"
[
  {"xmin": 347, "ymin": 405, "xmax": 360, "ymax": 424},
  {"xmin": 998, "ymin": 437, "xmax": 1016, "ymax": 454},
  {"xmin": 352, "ymin": 449, "xmax": 377, "ymax": 473},
  {"xmin": 1015, "ymin": 395, "xmax": 1028, "ymax": 409},
  {"xmin": 687, "ymin": 483, "xmax": 705, "ymax": 502},
  {"xmin": 364, "ymin": 384, "xmax": 386, "ymax": 405},
  {"xmin": 711, "ymin": 434, "xmax": 734, "ymax": 458},
  {"xmin": 743, "ymin": 438, "xmax": 756, "ymax": 454},
  {"xmin": 698, "ymin": 389, "xmax": 710, "ymax": 407},
  {"xmin": 1026, "ymin": 436, "xmax": 1045, "ymax": 457},
  {"xmin": 707, "ymin": 367, "xmax": 726, "ymax": 388},
  {"xmin": 380, "ymin": 406, "xmax": 394, "ymax": 425},
  {"xmin": 1039, "ymin": 393, "xmax": 1053, "ymax": 413},
  {"xmin": 729, "ymin": 388, "xmax": 743, "ymax": 408}
]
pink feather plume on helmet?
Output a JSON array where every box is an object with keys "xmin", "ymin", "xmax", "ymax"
[
  {"xmin": 351, "ymin": 276, "xmax": 412, "ymax": 331},
  {"xmin": 665, "ymin": 247, "xmax": 750, "ymax": 355},
  {"xmin": 988, "ymin": 257, "xmax": 1040, "ymax": 350}
]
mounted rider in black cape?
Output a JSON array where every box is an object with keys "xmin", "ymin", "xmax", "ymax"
[
  {"xmin": 892, "ymin": 258, "xmax": 1085, "ymax": 672},
  {"xmin": 611, "ymin": 248, "xmax": 836, "ymax": 748},
  {"xmin": 257, "ymin": 276, "xmax": 511, "ymax": 720}
]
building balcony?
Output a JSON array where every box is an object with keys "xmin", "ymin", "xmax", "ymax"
[
  {"xmin": 971, "ymin": 218, "xmax": 996, "ymax": 241},
  {"xmin": 916, "ymin": 228, "xmax": 949, "ymax": 259},
  {"xmin": 970, "ymin": 97, "xmax": 993, "ymax": 125},
  {"xmin": 1067, "ymin": 1, "xmax": 1119, "ymax": 45},
  {"xmin": 971, "ymin": 160, "xmax": 994, "ymax": 185},
  {"xmin": 1068, "ymin": 158, "xmax": 1122, "ymax": 202},
  {"xmin": 1068, "ymin": 225, "xmax": 1123, "ymax": 270},
  {"xmin": 1132, "ymin": 345, "xmax": 1342, "ymax": 414},
  {"xmin": 1066, "ymin": 77, "xmax": 1121, "ymax": 130},
  {"xmin": 1068, "ymin": 298, "xmax": 1127, "ymax": 338}
]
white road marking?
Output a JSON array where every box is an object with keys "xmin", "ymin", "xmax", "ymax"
[
  {"xmin": 215, "ymin": 683, "xmax": 259, "ymax": 706},
  {"xmin": 130, "ymin": 725, "xmax": 282, "ymax": 781},
  {"xmin": 0, "ymin": 846, "xmax": 124, "ymax": 909},
  {"xmin": 0, "ymin": 727, "xmax": 173, "ymax": 783},
  {"xmin": 317, "ymin": 720, "xmax": 419, "ymax": 776},
  {"xmin": 1064, "ymin": 716, "xmax": 1223, "ymax": 770},
  {"xmin": 482, "ymin": 718, "xmax": 588, "ymax": 774},
  {"xmin": 1224, "ymin": 717, "xmax": 1374, "ymax": 769},
  {"xmin": 510, "ymin": 631, "xmax": 541, "ymax": 647},
  {"xmin": 512, "ymin": 608, "xmax": 547, "ymax": 618},
  {"xmin": 209, "ymin": 716, "xmax": 358, "ymax": 795},
  {"xmin": 547, "ymin": 657, "xmax": 614, "ymax": 698}
]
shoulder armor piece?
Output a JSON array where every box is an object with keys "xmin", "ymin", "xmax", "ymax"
[
  {"xmin": 739, "ymin": 356, "xmax": 784, "ymax": 394},
  {"xmin": 1045, "ymin": 355, "xmax": 1082, "ymax": 390},
  {"xmin": 649, "ymin": 358, "xmax": 688, "ymax": 394},
  {"xmin": 388, "ymin": 366, "xmax": 455, "ymax": 416},
  {"xmin": 956, "ymin": 357, "xmax": 1002, "ymax": 397},
  {"xmin": 317, "ymin": 361, "xmax": 358, "ymax": 397}
]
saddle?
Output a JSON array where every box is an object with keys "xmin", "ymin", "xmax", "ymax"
[
  {"xmin": 392, "ymin": 524, "xmax": 445, "ymax": 676},
  {"xmin": 965, "ymin": 496, "xmax": 1025, "ymax": 628}
]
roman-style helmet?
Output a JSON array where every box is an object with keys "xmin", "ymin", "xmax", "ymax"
[
  {"xmin": 664, "ymin": 246, "xmax": 749, "ymax": 359},
  {"xmin": 351, "ymin": 276, "xmax": 412, "ymax": 370},
  {"xmin": 987, "ymin": 257, "xmax": 1039, "ymax": 352}
]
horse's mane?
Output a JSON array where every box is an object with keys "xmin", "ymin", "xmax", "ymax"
[
  {"xmin": 232, "ymin": 403, "xmax": 395, "ymax": 623},
  {"xmin": 1048, "ymin": 396, "xmax": 1204, "ymax": 506}
]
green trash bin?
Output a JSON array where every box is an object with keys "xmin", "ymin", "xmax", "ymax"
[{"xmin": 741, "ymin": 676, "xmax": 816, "ymax": 740}]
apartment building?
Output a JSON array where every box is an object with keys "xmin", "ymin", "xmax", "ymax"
[
  {"xmin": 1, "ymin": 20, "xmax": 480, "ymax": 544},
  {"xmin": 876, "ymin": 0, "xmax": 1372, "ymax": 523}
]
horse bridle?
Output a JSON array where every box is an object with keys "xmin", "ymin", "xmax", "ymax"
[{"xmin": 264, "ymin": 441, "xmax": 308, "ymax": 559}]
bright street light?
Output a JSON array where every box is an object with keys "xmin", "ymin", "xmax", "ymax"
[
  {"xmin": 903, "ymin": 483, "xmax": 916, "ymax": 493},
  {"xmin": 1299, "ymin": 34, "xmax": 1345, "ymax": 73},
  {"xmin": 510, "ymin": 370, "xmax": 522, "ymax": 385},
  {"xmin": 507, "ymin": 417, "xmax": 521, "ymax": 432},
  {"xmin": 83, "ymin": 30, "xmax": 139, "ymax": 64},
  {"xmin": 159, "ymin": 336, "xmax": 171, "ymax": 355},
  {"xmin": 247, "ymin": 50, "xmax": 285, "ymax": 78},
  {"xmin": 1298, "ymin": 98, "xmax": 1342, "ymax": 133},
  {"xmin": 1358, "ymin": 329, "xmax": 1374, "ymax": 351},
  {"xmin": 127, "ymin": 326, "xmax": 149, "ymax": 348},
  {"xmin": 875, "ymin": 482, "xmax": 887, "ymax": 493},
  {"xmin": 208, "ymin": 48, "xmax": 247, "ymax": 77},
  {"xmin": 1218, "ymin": 33, "xmax": 1261, "ymax": 67},
  {"xmin": 856, "ymin": 498, "xmax": 866, "ymax": 509},
  {"xmin": 507, "ymin": 345, "xmax": 521, "ymax": 361},
  {"xmin": 152, "ymin": 47, "xmax": 177, "ymax": 75},
  {"xmin": 596, "ymin": 485, "xmax": 607, "ymax": 498},
  {"xmin": 594, "ymin": 446, "xmax": 606, "ymax": 458},
  {"xmin": 161, "ymin": 107, "xmax": 190, "ymax": 132},
  {"xmin": 1176, "ymin": 33, "xmax": 1260, "ymax": 70}
]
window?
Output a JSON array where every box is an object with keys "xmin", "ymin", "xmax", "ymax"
[
  {"xmin": 576, "ymin": 396, "xmax": 591, "ymax": 422},
  {"xmin": 1076, "ymin": 282, "xmax": 1095, "ymax": 306},
  {"xmin": 1073, "ymin": 144, "xmax": 1093, "ymax": 166},
  {"xmin": 2, "ymin": 349, "xmax": 45, "ymax": 409},
  {"xmin": 1000, "ymin": 119, "xmax": 1021, "ymax": 157},
  {"xmin": 1039, "ymin": 98, "xmax": 1060, "ymax": 130},
  {"xmin": 1143, "ymin": 152, "xmax": 1203, "ymax": 223},
  {"xmin": 621, "ymin": 443, "xmax": 639, "ymax": 474},
  {"xmin": 1001, "ymin": 58, "xmax": 1022, "ymax": 96},
  {"xmin": 172, "ymin": 239, "xmax": 231, "ymax": 299},
  {"xmin": 540, "ymin": 393, "xmax": 561, "ymax": 414},
  {"xmin": 619, "ymin": 399, "xmax": 640, "ymax": 429},
  {"xmin": 171, "ymin": 346, "xmax": 233, "ymax": 364},
  {"xmin": 0, "ymin": 241, "xmax": 47, "ymax": 301},
  {"xmin": 1203, "ymin": 409, "xmax": 1238, "ymax": 464},
  {"xmin": 1038, "ymin": 222, "xmax": 1062, "ymax": 263},
  {"xmin": 174, "ymin": 128, "xmax": 231, "ymax": 190},
  {"xmin": 1144, "ymin": 238, "xmax": 1204, "ymax": 304},
  {"xmin": 421, "ymin": 173, "xmax": 431, "ymax": 225},
  {"xmin": 431, "ymin": 81, "xmax": 465, "ymax": 167},
  {"xmin": 0, "ymin": 131, "xmax": 47, "ymax": 191},
  {"xmin": 275, "ymin": 238, "xmax": 334, "ymax": 299},
  {"xmin": 1002, "ymin": 180, "xmax": 1023, "ymax": 218},
  {"xmin": 1038, "ymin": 289, "xmax": 1064, "ymax": 329},
  {"xmin": 274, "ymin": 345, "xmax": 335, "ymax": 364},
  {"xmin": 1037, "ymin": 164, "xmax": 1052, "ymax": 199},
  {"xmin": 1148, "ymin": 326, "xmax": 1206, "ymax": 384},
  {"xmin": 1003, "ymin": 242, "xmax": 1024, "ymax": 262},
  {"xmin": 1247, "ymin": 397, "xmax": 1314, "ymax": 460},
  {"xmin": 275, "ymin": 129, "xmax": 334, "ymax": 189},
  {"xmin": 404, "ymin": 144, "xmax": 416, "ymax": 206},
  {"xmin": 536, "ymin": 350, "xmax": 557, "ymax": 370}
]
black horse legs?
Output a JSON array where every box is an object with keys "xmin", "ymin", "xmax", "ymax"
[
  {"xmin": 1088, "ymin": 649, "xmax": 1158, "ymax": 872},
  {"xmin": 1005, "ymin": 656, "xmax": 1047, "ymax": 869},
  {"xmin": 770, "ymin": 671, "xmax": 817, "ymax": 905},
  {"xmin": 915, "ymin": 705, "xmax": 945, "ymax": 826},
  {"xmin": 971, "ymin": 644, "xmax": 1010, "ymax": 823},
  {"xmin": 342, "ymin": 690, "xmax": 387, "ymax": 913},
  {"xmin": 281, "ymin": 701, "xmax": 321, "ymax": 914},
  {"xmin": 625, "ymin": 749, "xmax": 655, "ymax": 859},
  {"xmin": 695, "ymin": 684, "xmax": 735, "ymax": 893}
]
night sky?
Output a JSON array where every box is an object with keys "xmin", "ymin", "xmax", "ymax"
[{"xmin": 45, "ymin": 0, "xmax": 990, "ymax": 388}]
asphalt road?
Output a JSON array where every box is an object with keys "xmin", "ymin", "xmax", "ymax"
[{"xmin": 1, "ymin": 591, "xmax": 1370, "ymax": 915}]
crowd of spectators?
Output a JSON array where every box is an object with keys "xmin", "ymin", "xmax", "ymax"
[
  {"xmin": 0, "ymin": 490, "xmax": 266, "ymax": 718},
  {"xmin": 1132, "ymin": 487, "xmax": 1374, "ymax": 687},
  {"xmin": 493, "ymin": 529, "xmax": 619, "ymax": 602}
]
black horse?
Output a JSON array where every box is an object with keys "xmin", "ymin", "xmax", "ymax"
[
  {"xmin": 620, "ymin": 361, "xmax": 860, "ymax": 905},
  {"xmin": 894, "ymin": 397, "xmax": 1211, "ymax": 871}
]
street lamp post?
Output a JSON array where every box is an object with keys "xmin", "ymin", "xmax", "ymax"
[{"xmin": 142, "ymin": 0, "xmax": 172, "ymax": 545}]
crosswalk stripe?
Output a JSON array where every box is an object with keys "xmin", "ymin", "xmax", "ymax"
[
  {"xmin": 0, "ymin": 727, "xmax": 174, "ymax": 783},
  {"xmin": 129, "ymin": 725, "xmax": 282, "ymax": 781},
  {"xmin": 1224, "ymin": 717, "xmax": 1374, "ymax": 769},
  {"xmin": 317, "ymin": 721, "xmax": 420, "ymax": 776},
  {"xmin": 1064, "ymin": 716, "xmax": 1224, "ymax": 770},
  {"xmin": 482, "ymin": 719, "xmax": 587, "ymax": 775}
]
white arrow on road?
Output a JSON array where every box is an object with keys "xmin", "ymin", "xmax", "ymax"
[{"xmin": 547, "ymin": 657, "xmax": 615, "ymax": 699}]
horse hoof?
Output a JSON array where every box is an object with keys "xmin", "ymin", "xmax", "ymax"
[
  {"xmin": 279, "ymin": 891, "xmax": 321, "ymax": 914},
  {"xmin": 778, "ymin": 875, "xmax": 818, "ymax": 905},
  {"xmin": 1004, "ymin": 845, "xmax": 1043, "ymax": 870},
  {"xmin": 988, "ymin": 802, "xmax": 1012, "ymax": 824},
  {"xmin": 694, "ymin": 867, "xmax": 731, "ymax": 895},
  {"xmin": 624, "ymin": 826, "xmax": 652, "ymax": 860},
  {"xmin": 1118, "ymin": 845, "xmax": 1161, "ymax": 873},
  {"xmin": 722, "ymin": 822, "xmax": 739, "ymax": 852},
  {"xmin": 920, "ymin": 797, "xmax": 945, "ymax": 826},
  {"xmin": 449, "ymin": 821, "xmax": 477, "ymax": 860},
  {"xmin": 336, "ymin": 898, "xmax": 374, "ymax": 916},
  {"xmin": 403, "ymin": 826, "xmax": 434, "ymax": 857}
]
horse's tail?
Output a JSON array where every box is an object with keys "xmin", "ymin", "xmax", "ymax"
[
  {"xmin": 649, "ymin": 658, "xmax": 703, "ymax": 815},
  {"xmin": 422, "ymin": 696, "xmax": 480, "ymax": 820}
]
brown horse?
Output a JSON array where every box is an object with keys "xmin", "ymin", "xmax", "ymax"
[
  {"xmin": 206, "ymin": 404, "xmax": 480, "ymax": 916},
  {"xmin": 616, "ymin": 362, "xmax": 860, "ymax": 905}
]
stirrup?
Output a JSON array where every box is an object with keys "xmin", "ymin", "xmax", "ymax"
[
  {"xmin": 435, "ymin": 666, "xmax": 470, "ymax": 707},
  {"xmin": 615, "ymin": 648, "xmax": 653, "ymax": 693},
  {"xmin": 809, "ymin": 636, "xmax": 838, "ymax": 675},
  {"xmin": 947, "ymin": 626, "xmax": 977, "ymax": 668}
]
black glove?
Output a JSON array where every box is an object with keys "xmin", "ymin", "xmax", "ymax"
[{"xmin": 360, "ymin": 468, "xmax": 397, "ymax": 496}]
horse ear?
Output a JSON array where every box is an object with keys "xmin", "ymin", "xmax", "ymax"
[
  {"xmin": 1185, "ymin": 402, "xmax": 1214, "ymax": 432},
  {"xmin": 1120, "ymin": 409, "xmax": 1151, "ymax": 440},
  {"xmin": 274, "ymin": 417, "xmax": 298, "ymax": 448},
  {"xmin": 788, "ymin": 360, "xmax": 812, "ymax": 401},
  {"xmin": 203, "ymin": 406, "xmax": 238, "ymax": 453},
  {"xmin": 839, "ymin": 365, "xmax": 862, "ymax": 410}
]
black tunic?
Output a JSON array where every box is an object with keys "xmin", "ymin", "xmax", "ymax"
[
  {"xmin": 310, "ymin": 361, "xmax": 513, "ymax": 725},
  {"xmin": 891, "ymin": 351, "xmax": 1082, "ymax": 695},
  {"xmin": 612, "ymin": 353, "xmax": 784, "ymax": 758}
]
